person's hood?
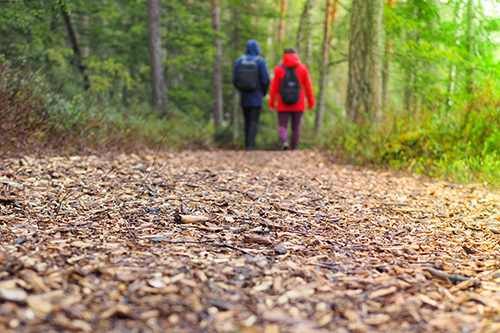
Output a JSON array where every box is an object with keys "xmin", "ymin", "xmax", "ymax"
[
  {"xmin": 246, "ymin": 40, "xmax": 261, "ymax": 56},
  {"xmin": 282, "ymin": 53, "xmax": 301, "ymax": 68}
]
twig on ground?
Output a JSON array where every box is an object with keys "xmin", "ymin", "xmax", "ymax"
[{"xmin": 425, "ymin": 267, "xmax": 480, "ymax": 286}]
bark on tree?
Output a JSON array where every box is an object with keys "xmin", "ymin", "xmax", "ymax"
[
  {"xmin": 346, "ymin": 0, "xmax": 384, "ymax": 123},
  {"xmin": 368, "ymin": 0, "xmax": 384, "ymax": 122},
  {"xmin": 346, "ymin": 0, "xmax": 369, "ymax": 122},
  {"xmin": 147, "ymin": 0, "xmax": 167, "ymax": 117},
  {"xmin": 466, "ymin": 0, "xmax": 474, "ymax": 93},
  {"xmin": 61, "ymin": 8, "xmax": 91, "ymax": 90},
  {"xmin": 447, "ymin": 64, "xmax": 456, "ymax": 110},
  {"xmin": 272, "ymin": 0, "xmax": 280, "ymax": 64},
  {"xmin": 81, "ymin": 14, "xmax": 90, "ymax": 59},
  {"xmin": 404, "ymin": 6, "xmax": 418, "ymax": 113},
  {"xmin": 211, "ymin": 0, "xmax": 224, "ymax": 128},
  {"xmin": 315, "ymin": 0, "xmax": 338, "ymax": 134},
  {"xmin": 296, "ymin": 0, "xmax": 314, "ymax": 67},
  {"xmin": 279, "ymin": 0, "xmax": 288, "ymax": 41},
  {"xmin": 422, "ymin": 0, "xmax": 440, "ymax": 111},
  {"xmin": 382, "ymin": 0, "xmax": 396, "ymax": 109},
  {"xmin": 447, "ymin": 1, "xmax": 462, "ymax": 110},
  {"xmin": 306, "ymin": 23, "xmax": 313, "ymax": 69},
  {"xmin": 231, "ymin": 9, "xmax": 241, "ymax": 141}
]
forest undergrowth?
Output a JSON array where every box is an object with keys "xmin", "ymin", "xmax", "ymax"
[{"xmin": 2, "ymin": 58, "xmax": 500, "ymax": 188}]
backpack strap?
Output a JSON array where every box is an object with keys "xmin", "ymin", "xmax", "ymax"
[{"xmin": 280, "ymin": 62, "xmax": 298, "ymax": 70}]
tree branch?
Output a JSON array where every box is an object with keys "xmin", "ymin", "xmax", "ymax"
[{"xmin": 328, "ymin": 58, "xmax": 348, "ymax": 67}]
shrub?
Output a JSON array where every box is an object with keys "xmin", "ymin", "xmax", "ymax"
[{"xmin": 0, "ymin": 58, "xmax": 57, "ymax": 153}]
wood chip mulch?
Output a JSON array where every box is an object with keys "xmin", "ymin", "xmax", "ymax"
[{"xmin": 2, "ymin": 150, "xmax": 500, "ymax": 332}]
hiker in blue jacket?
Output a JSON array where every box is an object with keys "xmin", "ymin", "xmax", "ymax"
[{"xmin": 233, "ymin": 40, "xmax": 270, "ymax": 151}]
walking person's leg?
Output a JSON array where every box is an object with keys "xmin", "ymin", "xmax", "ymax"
[
  {"xmin": 277, "ymin": 112, "xmax": 290, "ymax": 150},
  {"xmin": 290, "ymin": 111, "xmax": 303, "ymax": 150},
  {"xmin": 246, "ymin": 107, "xmax": 261, "ymax": 150}
]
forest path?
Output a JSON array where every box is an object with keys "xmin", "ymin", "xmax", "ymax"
[{"xmin": 2, "ymin": 150, "xmax": 500, "ymax": 332}]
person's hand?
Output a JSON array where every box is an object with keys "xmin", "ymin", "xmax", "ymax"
[{"xmin": 269, "ymin": 105, "xmax": 275, "ymax": 111}]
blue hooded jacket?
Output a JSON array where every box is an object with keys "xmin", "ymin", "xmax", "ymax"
[{"xmin": 233, "ymin": 40, "xmax": 270, "ymax": 107}]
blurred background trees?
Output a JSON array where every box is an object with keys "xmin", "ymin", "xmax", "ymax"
[{"xmin": 2, "ymin": 0, "xmax": 500, "ymax": 184}]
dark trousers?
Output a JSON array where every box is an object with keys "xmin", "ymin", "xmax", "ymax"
[
  {"xmin": 242, "ymin": 106, "xmax": 261, "ymax": 150},
  {"xmin": 278, "ymin": 111, "xmax": 303, "ymax": 150}
]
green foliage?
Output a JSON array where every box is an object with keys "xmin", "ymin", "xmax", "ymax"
[
  {"xmin": 330, "ymin": 74, "xmax": 500, "ymax": 186},
  {"xmin": 255, "ymin": 109, "xmax": 280, "ymax": 150},
  {"xmin": 3, "ymin": 0, "xmax": 500, "ymax": 188}
]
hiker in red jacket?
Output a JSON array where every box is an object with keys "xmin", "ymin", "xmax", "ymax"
[{"xmin": 268, "ymin": 47, "xmax": 315, "ymax": 150}]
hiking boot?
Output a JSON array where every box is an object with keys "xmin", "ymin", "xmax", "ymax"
[{"xmin": 282, "ymin": 142, "xmax": 289, "ymax": 150}]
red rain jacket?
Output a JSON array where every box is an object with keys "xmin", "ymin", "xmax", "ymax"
[{"xmin": 268, "ymin": 53, "xmax": 315, "ymax": 112}]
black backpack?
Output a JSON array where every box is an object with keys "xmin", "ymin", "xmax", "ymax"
[
  {"xmin": 279, "ymin": 63, "xmax": 301, "ymax": 105},
  {"xmin": 235, "ymin": 55, "xmax": 261, "ymax": 92}
]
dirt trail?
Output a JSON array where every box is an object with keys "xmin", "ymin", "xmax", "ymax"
[{"xmin": 2, "ymin": 150, "xmax": 500, "ymax": 332}]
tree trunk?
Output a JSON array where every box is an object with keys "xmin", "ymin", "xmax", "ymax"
[
  {"xmin": 447, "ymin": 64, "xmax": 456, "ymax": 110},
  {"xmin": 306, "ymin": 19, "xmax": 313, "ymax": 69},
  {"xmin": 346, "ymin": 0, "xmax": 384, "ymax": 123},
  {"xmin": 447, "ymin": 0, "xmax": 462, "ymax": 110},
  {"xmin": 367, "ymin": 0, "xmax": 384, "ymax": 122},
  {"xmin": 424, "ymin": 0, "xmax": 439, "ymax": 109},
  {"xmin": 346, "ymin": 0, "xmax": 369, "ymax": 122},
  {"xmin": 403, "ymin": 6, "xmax": 418, "ymax": 113},
  {"xmin": 231, "ymin": 8, "xmax": 241, "ymax": 141},
  {"xmin": 382, "ymin": 0, "xmax": 396, "ymax": 109},
  {"xmin": 210, "ymin": 0, "xmax": 224, "ymax": 127},
  {"xmin": 315, "ymin": 0, "xmax": 338, "ymax": 134},
  {"xmin": 81, "ymin": 14, "xmax": 90, "ymax": 59},
  {"xmin": 297, "ymin": 0, "xmax": 314, "ymax": 65},
  {"xmin": 306, "ymin": 0, "xmax": 315, "ymax": 68},
  {"xmin": 272, "ymin": 0, "xmax": 280, "ymax": 64},
  {"xmin": 279, "ymin": 0, "xmax": 288, "ymax": 41},
  {"xmin": 61, "ymin": 8, "xmax": 91, "ymax": 90},
  {"xmin": 233, "ymin": 88, "xmax": 240, "ymax": 140},
  {"xmin": 466, "ymin": 0, "xmax": 474, "ymax": 93},
  {"xmin": 147, "ymin": 0, "xmax": 167, "ymax": 117}
]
